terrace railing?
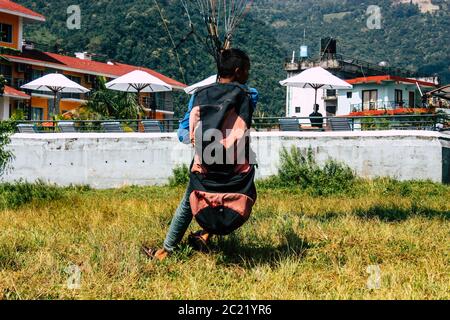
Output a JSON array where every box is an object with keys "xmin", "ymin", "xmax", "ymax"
[
  {"xmin": 12, "ymin": 119, "xmax": 179, "ymax": 134},
  {"xmin": 350, "ymin": 100, "xmax": 420, "ymax": 113},
  {"xmin": 252, "ymin": 114, "xmax": 447, "ymax": 132},
  {"xmin": 9, "ymin": 114, "xmax": 449, "ymax": 134}
]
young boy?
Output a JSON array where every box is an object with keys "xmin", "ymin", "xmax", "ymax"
[{"xmin": 143, "ymin": 49, "xmax": 258, "ymax": 261}]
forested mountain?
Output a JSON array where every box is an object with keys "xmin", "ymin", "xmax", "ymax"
[{"xmin": 16, "ymin": 0, "xmax": 450, "ymax": 117}]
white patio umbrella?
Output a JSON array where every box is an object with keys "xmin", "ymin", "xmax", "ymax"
[
  {"xmin": 105, "ymin": 70, "xmax": 172, "ymax": 117},
  {"xmin": 280, "ymin": 66, "xmax": 353, "ymax": 109},
  {"xmin": 21, "ymin": 73, "xmax": 90, "ymax": 117},
  {"xmin": 184, "ymin": 75, "xmax": 218, "ymax": 94},
  {"xmin": 106, "ymin": 70, "xmax": 172, "ymax": 93}
]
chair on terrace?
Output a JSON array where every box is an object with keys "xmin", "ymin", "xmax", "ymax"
[
  {"xmin": 279, "ymin": 118, "xmax": 301, "ymax": 132},
  {"xmin": 101, "ymin": 122, "xmax": 124, "ymax": 133},
  {"xmin": 142, "ymin": 120, "xmax": 163, "ymax": 133},
  {"xmin": 58, "ymin": 122, "xmax": 77, "ymax": 133},
  {"xmin": 329, "ymin": 117, "xmax": 352, "ymax": 131},
  {"xmin": 17, "ymin": 124, "xmax": 38, "ymax": 133}
]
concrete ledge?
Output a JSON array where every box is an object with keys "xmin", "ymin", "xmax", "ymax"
[
  {"xmin": 2, "ymin": 131, "xmax": 449, "ymax": 188},
  {"xmin": 12, "ymin": 130, "xmax": 449, "ymax": 140}
]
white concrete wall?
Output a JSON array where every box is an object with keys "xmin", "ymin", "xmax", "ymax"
[
  {"xmin": 337, "ymin": 89, "xmax": 361, "ymax": 115},
  {"xmin": 286, "ymin": 87, "xmax": 326, "ymax": 118},
  {"xmin": 0, "ymin": 97, "xmax": 10, "ymax": 120},
  {"xmin": 2, "ymin": 131, "xmax": 449, "ymax": 189}
]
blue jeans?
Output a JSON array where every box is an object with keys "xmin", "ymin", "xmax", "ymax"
[{"xmin": 163, "ymin": 185, "xmax": 194, "ymax": 252}]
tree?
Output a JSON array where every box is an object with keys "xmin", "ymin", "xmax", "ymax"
[{"xmin": 85, "ymin": 76, "xmax": 141, "ymax": 120}]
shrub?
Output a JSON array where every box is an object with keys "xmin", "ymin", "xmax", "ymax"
[
  {"xmin": 9, "ymin": 110, "xmax": 25, "ymax": 121},
  {"xmin": 256, "ymin": 175, "xmax": 284, "ymax": 190},
  {"xmin": 0, "ymin": 181, "xmax": 66, "ymax": 210},
  {"xmin": 361, "ymin": 117, "xmax": 390, "ymax": 131},
  {"xmin": 277, "ymin": 146, "xmax": 356, "ymax": 196},
  {"xmin": 123, "ymin": 126, "xmax": 135, "ymax": 133},
  {"xmin": 169, "ymin": 164, "xmax": 190, "ymax": 187},
  {"xmin": 0, "ymin": 120, "xmax": 15, "ymax": 177}
]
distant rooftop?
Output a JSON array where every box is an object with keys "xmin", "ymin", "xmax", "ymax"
[
  {"xmin": 1, "ymin": 49, "xmax": 186, "ymax": 89},
  {"xmin": 0, "ymin": 0, "xmax": 45, "ymax": 22},
  {"xmin": 346, "ymin": 75, "xmax": 437, "ymax": 88},
  {"xmin": 3, "ymin": 85, "xmax": 30, "ymax": 99}
]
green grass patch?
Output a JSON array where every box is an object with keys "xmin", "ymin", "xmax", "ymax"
[
  {"xmin": 0, "ymin": 178, "xmax": 448, "ymax": 300},
  {"xmin": 0, "ymin": 181, "xmax": 90, "ymax": 210}
]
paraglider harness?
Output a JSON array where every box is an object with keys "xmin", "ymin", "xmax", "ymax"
[{"xmin": 188, "ymin": 82, "xmax": 257, "ymax": 236}]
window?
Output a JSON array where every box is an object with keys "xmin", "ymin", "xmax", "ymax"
[
  {"xmin": 395, "ymin": 89, "xmax": 403, "ymax": 107},
  {"xmin": 0, "ymin": 24, "xmax": 13, "ymax": 43},
  {"xmin": 32, "ymin": 69, "xmax": 44, "ymax": 80},
  {"xmin": 295, "ymin": 107, "xmax": 301, "ymax": 114},
  {"xmin": 31, "ymin": 107, "xmax": 43, "ymax": 121},
  {"xmin": 143, "ymin": 96, "xmax": 156, "ymax": 109},
  {"xmin": 155, "ymin": 92, "xmax": 166, "ymax": 110},
  {"xmin": 347, "ymin": 92, "xmax": 353, "ymax": 99},
  {"xmin": 326, "ymin": 89, "xmax": 336, "ymax": 97},
  {"xmin": 85, "ymin": 74, "xmax": 96, "ymax": 84},
  {"xmin": 67, "ymin": 75, "xmax": 81, "ymax": 84},
  {"xmin": 362, "ymin": 90, "xmax": 378, "ymax": 111},
  {"xmin": 409, "ymin": 91, "xmax": 415, "ymax": 108},
  {"xmin": 143, "ymin": 93, "xmax": 172, "ymax": 112},
  {"xmin": 15, "ymin": 101, "xmax": 27, "ymax": 110},
  {"xmin": 0, "ymin": 64, "xmax": 12, "ymax": 85},
  {"xmin": 16, "ymin": 64, "xmax": 26, "ymax": 73}
]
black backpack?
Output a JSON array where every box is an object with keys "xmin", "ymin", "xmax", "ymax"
[{"xmin": 188, "ymin": 83, "xmax": 257, "ymax": 235}]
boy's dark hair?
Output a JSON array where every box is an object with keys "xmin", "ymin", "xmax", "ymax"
[{"xmin": 218, "ymin": 48, "xmax": 250, "ymax": 78}]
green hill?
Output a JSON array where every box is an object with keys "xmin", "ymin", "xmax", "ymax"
[{"xmin": 16, "ymin": 0, "xmax": 450, "ymax": 117}]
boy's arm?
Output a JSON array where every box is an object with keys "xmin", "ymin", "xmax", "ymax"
[
  {"xmin": 242, "ymin": 85, "xmax": 259, "ymax": 110},
  {"xmin": 177, "ymin": 94, "xmax": 196, "ymax": 144},
  {"xmin": 249, "ymin": 87, "xmax": 259, "ymax": 110}
]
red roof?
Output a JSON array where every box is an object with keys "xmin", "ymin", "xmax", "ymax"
[
  {"xmin": 0, "ymin": 0, "xmax": 45, "ymax": 21},
  {"xmin": 4, "ymin": 85, "xmax": 30, "ymax": 99},
  {"xmin": 346, "ymin": 75, "xmax": 437, "ymax": 88},
  {"xmin": 1, "ymin": 50, "xmax": 186, "ymax": 89}
]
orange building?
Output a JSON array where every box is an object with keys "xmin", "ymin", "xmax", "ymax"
[{"xmin": 0, "ymin": 0, "xmax": 186, "ymax": 121}]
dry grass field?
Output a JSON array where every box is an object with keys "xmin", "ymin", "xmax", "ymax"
[{"xmin": 0, "ymin": 178, "xmax": 448, "ymax": 300}]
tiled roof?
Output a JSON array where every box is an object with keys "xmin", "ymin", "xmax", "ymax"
[
  {"xmin": 346, "ymin": 75, "xmax": 437, "ymax": 88},
  {"xmin": 0, "ymin": 0, "xmax": 45, "ymax": 21},
  {"xmin": 4, "ymin": 85, "xmax": 30, "ymax": 99},
  {"xmin": 1, "ymin": 50, "xmax": 186, "ymax": 89}
]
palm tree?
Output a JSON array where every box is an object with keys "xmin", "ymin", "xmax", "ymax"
[{"xmin": 86, "ymin": 76, "xmax": 141, "ymax": 120}]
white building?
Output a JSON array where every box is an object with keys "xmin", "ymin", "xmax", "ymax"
[
  {"xmin": 337, "ymin": 76, "xmax": 437, "ymax": 115},
  {"xmin": 286, "ymin": 75, "xmax": 437, "ymax": 117},
  {"xmin": 285, "ymin": 86, "xmax": 328, "ymax": 118}
]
